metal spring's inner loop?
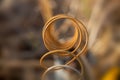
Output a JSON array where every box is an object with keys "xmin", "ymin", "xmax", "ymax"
[
  {"xmin": 40, "ymin": 14, "xmax": 88, "ymax": 80},
  {"xmin": 42, "ymin": 15, "xmax": 81, "ymax": 51}
]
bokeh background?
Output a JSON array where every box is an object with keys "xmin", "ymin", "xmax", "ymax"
[{"xmin": 0, "ymin": 0, "xmax": 119, "ymax": 80}]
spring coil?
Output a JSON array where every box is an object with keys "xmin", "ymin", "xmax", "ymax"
[{"xmin": 40, "ymin": 14, "xmax": 89, "ymax": 80}]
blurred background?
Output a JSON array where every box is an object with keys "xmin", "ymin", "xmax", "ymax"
[{"xmin": 0, "ymin": 0, "xmax": 119, "ymax": 80}]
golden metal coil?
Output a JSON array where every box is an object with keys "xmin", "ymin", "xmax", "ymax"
[{"xmin": 40, "ymin": 14, "xmax": 88, "ymax": 80}]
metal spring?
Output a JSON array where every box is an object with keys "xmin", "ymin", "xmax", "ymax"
[{"xmin": 40, "ymin": 14, "xmax": 88, "ymax": 80}]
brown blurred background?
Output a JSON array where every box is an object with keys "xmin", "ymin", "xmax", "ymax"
[{"xmin": 0, "ymin": 0, "xmax": 119, "ymax": 80}]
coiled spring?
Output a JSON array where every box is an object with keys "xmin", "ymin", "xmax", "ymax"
[{"xmin": 40, "ymin": 14, "xmax": 88, "ymax": 80}]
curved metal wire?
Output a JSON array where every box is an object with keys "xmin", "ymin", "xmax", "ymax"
[
  {"xmin": 41, "ymin": 65, "xmax": 82, "ymax": 80},
  {"xmin": 40, "ymin": 14, "xmax": 88, "ymax": 80}
]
